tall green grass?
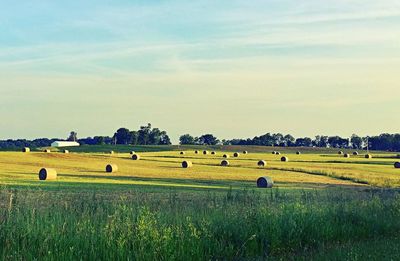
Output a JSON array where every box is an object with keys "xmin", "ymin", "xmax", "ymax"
[{"xmin": 1, "ymin": 187, "xmax": 399, "ymax": 260}]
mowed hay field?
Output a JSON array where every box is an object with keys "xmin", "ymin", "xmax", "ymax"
[
  {"xmin": 1, "ymin": 148, "xmax": 400, "ymax": 260},
  {"xmin": 1, "ymin": 149, "xmax": 399, "ymax": 188}
]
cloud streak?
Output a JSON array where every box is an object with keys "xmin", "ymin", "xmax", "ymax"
[{"xmin": 0, "ymin": 0, "xmax": 399, "ymax": 140}]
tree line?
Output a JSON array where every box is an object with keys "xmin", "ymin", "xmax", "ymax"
[
  {"xmin": 179, "ymin": 133, "xmax": 400, "ymax": 151},
  {"xmin": 1, "ymin": 126, "xmax": 400, "ymax": 152},
  {"xmin": 111, "ymin": 123, "xmax": 171, "ymax": 145},
  {"xmin": 0, "ymin": 123, "xmax": 171, "ymax": 149},
  {"xmin": 76, "ymin": 123, "xmax": 171, "ymax": 146}
]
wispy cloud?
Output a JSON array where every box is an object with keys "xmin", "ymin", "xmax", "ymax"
[
  {"xmin": 0, "ymin": 0, "xmax": 399, "ymax": 139},
  {"xmin": 0, "ymin": 0, "xmax": 398, "ymax": 74}
]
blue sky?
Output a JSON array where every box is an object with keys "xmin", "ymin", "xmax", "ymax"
[{"xmin": 0, "ymin": 0, "xmax": 399, "ymax": 142}]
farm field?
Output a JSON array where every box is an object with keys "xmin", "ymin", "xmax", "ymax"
[
  {"xmin": 3, "ymin": 1, "xmax": 399, "ymax": 260},
  {"xmin": 1, "ymin": 147, "xmax": 400, "ymax": 260}
]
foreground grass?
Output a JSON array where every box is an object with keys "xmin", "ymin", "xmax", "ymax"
[
  {"xmin": 0, "ymin": 187, "xmax": 399, "ymax": 260},
  {"xmin": 296, "ymin": 236, "xmax": 400, "ymax": 261}
]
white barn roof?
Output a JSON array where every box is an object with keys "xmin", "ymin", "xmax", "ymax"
[{"xmin": 51, "ymin": 141, "xmax": 80, "ymax": 147}]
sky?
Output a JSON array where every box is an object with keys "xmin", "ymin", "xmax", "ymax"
[{"xmin": 0, "ymin": 0, "xmax": 399, "ymax": 143}]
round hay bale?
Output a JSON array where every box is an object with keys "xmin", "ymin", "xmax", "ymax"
[
  {"xmin": 38, "ymin": 168, "xmax": 57, "ymax": 180},
  {"xmin": 234, "ymin": 152, "xmax": 240, "ymax": 157},
  {"xmin": 296, "ymin": 151, "xmax": 301, "ymax": 155},
  {"xmin": 272, "ymin": 151, "xmax": 276, "ymax": 155},
  {"xmin": 182, "ymin": 161, "xmax": 193, "ymax": 168},
  {"xmin": 63, "ymin": 150, "xmax": 69, "ymax": 154},
  {"xmin": 365, "ymin": 154, "xmax": 372, "ymax": 159},
  {"xmin": 106, "ymin": 164, "xmax": 118, "ymax": 173},
  {"xmin": 180, "ymin": 151, "xmax": 185, "ymax": 155},
  {"xmin": 203, "ymin": 150, "xmax": 209, "ymax": 155},
  {"xmin": 276, "ymin": 152, "xmax": 281, "ymax": 155},
  {"xmin": 195, "ymin": 150, "xmax": 199, "ymax": 154},
  {"xmin": 211, "ymin": 151, "xmax": 216, "ymax": 155},
  {"xmin": 44, "ymin": 149, "xmax": 51, "ymax": 153},
  {"xmin": 130, "ymin": 151, "xmax": 136, "ymax": 155},
  {"xmin": 353, "ymin": 151, "xmax": 359, "ymax": 156},
  {"xmin": 257, "ymin": 160, "xmax": 266, "ymax": 167},
  {"xmin": 394, "ymin": 162, "xmax": 400, "ymax": 169},
  {"xmin": 257, "ymin": 176, "xmax": 274, "ymax": 188},
  {"xmin": 223, "ymin": 154, "xmax": 230, "ymax": 159},
  {"xmin": 109, "ymin": 151, "xmax": 114, "ymax": 155},
  {"xmin": 338, "ymin": 151, "xmax": 343, "ymax": 155},
  {"xmin": 344, "ymin": 153, "xmax": 350, "ymax": 158},
  {"xmin": 243, "ymin": 151, "xmax": 248, "ymax": 154},
  {"xmin": 22, "ymin": 147, "xmax": 30, "ymax": 153},
  {"xmin": 281, "ymin": 156, "xmax": 289, "ymax": 162},
  {"xmin": 132, "ymin": 154, "xmax": 140, "ymax": 160},
  {"xmin": 221, "ymin": 160, "xmax": 230, "ymax": 166}
]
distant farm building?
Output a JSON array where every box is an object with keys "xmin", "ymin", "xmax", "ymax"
[{"xmin": 51, "ymin": 141, "xmax": 80, "ymax": 147}]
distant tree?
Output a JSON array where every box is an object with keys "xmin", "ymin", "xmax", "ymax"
[
  {"xmin": 33, "ymin": 138, "xmax": 57, "ymax": 147},
  {"xmin": 256, "ymin": 133, "xmax": 274, "ymax": 146},
  {"xmin": 159, "ymin": 131, "xmax": 171, "ymax": 145},
  {"xmin": 362, "ymin": 136, "xmax": 369, "ymax": 150},
  {"xmin": 137, "ymin": 123, "xmax": 152, "ymax": 145},
  {"xmin": 148, "ymin": 128, "xmax": 171, "ymax": 145},
  {"xmin": 295, "ymin": 137, "xmax": 313, "ymax": 147},
  {"xmin": 130, "ymin": 131, "xmax": 138, "ymax": 145},
  {"xmin": 350, "ymin": 134, "xmax": 363, "ymax": 149},
  {"xmin": 109, "ymin": 123, "xmax": 170, "ymax": 145},
  {"xmin": 94, "ymin": 136, "xmax": 105, "ymax": 145},
  {"xmin": 272, "ymin": 133, "xmax": 284, "ymax": 146},
  {"xmin": 328, "ymin": 136, "xmax": 338, "ymax": 148},
  {"xmin": 198, "ymin": 134, "xmax": 219, "ymax": 145},
  {"xmin": 221, "ymin": 139, "xmax": 231, "ymax": 145},
  {"xmin": 394, "ymin": 134, "xmax": 400, "ymax": 152},
  {"xmin": 179, "ymin": 134, "xmax": 196, "ymax": 145},
  {"xmin": 244, "ymin": 138, "xmax": 253, "ymax": 145},
  {"xmin": 226, "ymin": 139, "xmax": 244, "ymax": 145},
  {"xmin": 67, "ymin": 131, "xmax": 78, "ymax": 142},
  {"xmin": 369, "ymin": 133, "xmax": 395, "ymax": 151},
  {"xmin": 314, "ymin": 135, "xmax": 329, "ymax": 147},
  {"xmin": 114, "ymin": 128, "xmax": 131, "ymax": 145},
  {"xmin": 149, "ymin": 128, "xmax": 162, "ymax": 145},
  {"xmin": 283, "ymin": 134, "xmax": 296, "ymax": 147},
  {"xmin": 328, "ymin": 136, "xmax": 349, "ymax": 148},
  {"xmin": 78, "ymin": 137, "xmax": 93, "ymax": 145}
]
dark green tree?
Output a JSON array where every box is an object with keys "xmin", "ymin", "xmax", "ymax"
[
  {"xmin": 94, "ymin": 136, "xmax": 105, "ymax": 145},
  {"xmin": 295, "ymin": 137, "xmax": 313, "ymax": 147},
  {"xmin": 328, "ymin": 136, "xmax": 349, "ymax": 148},
  {"xmin": 314, "ymin": 135, "xmax": 329, "ymax": 147},
  {"xmin": 272, "ymin": 133, "xmax": 284, "ymax": 146},
  {"xmin": 67, "ymin": 131, "xmax": 78, "ymax": 142},
  {"xmin": 137, "ymin": 123, "xmax": 152, "ymax": 145},
  {"xmin": 130, "ymin": 131, "xmax": 138, "ymax": 145},
  {"xmin": 198, "ymin": 134, "xmax": 219, "ymax": 145},
  {"xmin": 283, "ymin": 134, "xmax": 295, "ymax": 146},
  {"xmin": 179, "ymin": 134, "xmax": 195, "ymax": 145},
  {"xmin": 350, "ymin": 134, "xmax": 363, "ymax": 149},
  {"xmin": 114, "ymin": 128, "xmax": 131, "ymax": 145},
  {"xmin": 159, "ymin": 131, "xmax": 171, "ymax": 145},
  {"xmin": 149, "ymin": 128, "xmax": 162, "ymax": 145}
]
